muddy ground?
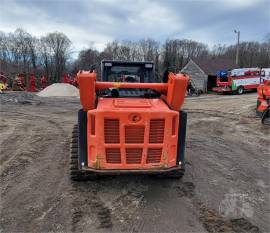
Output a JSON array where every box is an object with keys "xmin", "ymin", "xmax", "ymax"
[{"xmin": 0, "ymin": 92, "xmax": 269, "ymax": 233}]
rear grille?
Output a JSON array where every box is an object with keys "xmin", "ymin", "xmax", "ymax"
[
  {"xmin": 149, "ymin": 119, "xmax": 165, "ymax": 143},
  {"xmin": 106, "ymin": 148, "xmax": 121, "ymax": 163},
  {"xmin": 103, "ymin": 117, "xmax": 164, "ymax": 165},
  {"xmin": 146, "ymin": 148, "xmax": 162, "ymax": 163},
  {"xmin": 126, "ymin": 148, "xmax": 143, "ymax": 164},
  {"xmin": 125, "ymin": 125, "xmax": 145, "ymax": 143},
  {"xmin": 104, "ymin": 119, "xmax": 120, "ymax": 143}
]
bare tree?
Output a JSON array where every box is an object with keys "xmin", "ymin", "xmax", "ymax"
[
  {"xmin": 162, "ymin": 39, "xmax": 208, "ymax": 71},
  {"xmin": 41, "ymin": 32, "xmax": 71, "ymax": 82},
  {"xmin": 1, "ymin": 28, "xmax": 269, "ymax": 84}
]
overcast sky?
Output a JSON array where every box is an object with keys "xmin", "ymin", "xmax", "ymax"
[{"xmin": 1, "ymin": 0, "xmax": 269, "ymax": 53}]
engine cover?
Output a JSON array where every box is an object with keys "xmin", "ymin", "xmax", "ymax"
[{"xmin": 87, "ymin": 98, "xmax": 179, "ymax": 170}]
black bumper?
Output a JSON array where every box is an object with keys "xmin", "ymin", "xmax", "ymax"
[{"xmin": 80, "ymin": 164, "xmax": 185, "ymax": 175}]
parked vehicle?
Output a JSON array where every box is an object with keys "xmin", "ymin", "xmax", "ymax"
[{"xmin": 213, "ymin": 68, "xmax": 261, "ymax": 94}]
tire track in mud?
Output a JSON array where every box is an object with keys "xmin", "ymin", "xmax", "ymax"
[
  {"xmin": 0, "ymin": 105, "xmax": 75, "ymax": 232},
  {"xmin": 175, "ymin": 181, "xmax": 195, "ymax": 198},
  {"xmin": 185, "ymin": 108, "xmax": 255, "ymax": 120},
  {"xmin": 177, "ymin": 107, "xmax": 264, "ymax": 233},
  {"xmin": 118, "ymin": 178, "xmax": 205, "ymax": 233},
  {"xmin": 186, "ymin": 118, "xmax": 269, "ymax": 232},
  {"xmin": 110, "ymin": 181, "xmax": 147, "ymax": 232},
  {"xmin": 69, "ymin": 177, "xmax": 148, "ymax": 232},
  {"xmin": 197, "ymin": 202, "xmax": 261, "ymax": 233},
  {"xmin": 187, "ymin": 110, "xmax": 268, "ymax": 147},
  {"xmin": 0, "ymin": 109, "xmax": 68, "ymax": 193},
  {"xmin": 0, "ymin": 112, "xmax": 65, "ymax": 181},
  {"xmin": 191, "ymin": 118, "xmax": 267, "ymax": 151},
  {"xmin": 114, "ymin": 178, "xmax": 163, "ymax": 233},
  {"xmin": 173, "ymin": 181, "xmax": 261, "ymax": 233},
  {"xmin": 70, "ymin": 181, "xmax": 113, "ymax": 232}
]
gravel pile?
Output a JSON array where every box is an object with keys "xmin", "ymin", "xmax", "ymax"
[
  {"xmin": 37, "ymin": 83, "xmax": 79, "ymax": 97},
  {"xmin": 0, "ymin": 92, "xmax": 41, "ymax": 105}
]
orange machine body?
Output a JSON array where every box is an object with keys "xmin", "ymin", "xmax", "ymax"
[
  {"xmin": 77, "ymin": 71, "xmax": 189, "ymax": 172},
  {"xmin": 87, "ymin": 98, "xmax": 179, "ymax": 170},
  {"xmin": 257, "ymin": 80, "xmax": 270, "ymax": 115},
  {"xmin": 78, "ymin": 71, "xmax": 188, "ymax": 112}
]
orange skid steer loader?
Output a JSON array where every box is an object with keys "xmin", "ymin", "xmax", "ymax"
[{"xmin": 70, "ymin": 61, "xmax": 189, "ymax": 180}]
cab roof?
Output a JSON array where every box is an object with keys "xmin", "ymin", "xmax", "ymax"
[{"xmin": 101, "ymin": 60, "xmax": 154, "ymax": 66}]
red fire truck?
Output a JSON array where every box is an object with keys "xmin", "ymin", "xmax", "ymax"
[{"xmin": 213, "ymin": 68, "xmax": 261, "ymax": 94}]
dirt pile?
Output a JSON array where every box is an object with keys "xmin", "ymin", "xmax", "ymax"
[
  {"xmin": 37, "ymin": 83, "xmax": 79, "ymax": 97},
  {"xmin": 0, "ymin": 92, "xmax": 41, "ymax": 105}
]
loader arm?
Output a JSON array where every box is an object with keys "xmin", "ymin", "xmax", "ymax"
[{"xmin": 77, "ymin": 71, "xmax": 189, "ymax": 112}]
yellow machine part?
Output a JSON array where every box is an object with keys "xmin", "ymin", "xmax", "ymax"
[{"xmin": 0, "ymin": 83, "xmax": 7, "ymax": 92}]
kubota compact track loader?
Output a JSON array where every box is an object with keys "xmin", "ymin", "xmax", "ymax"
[{"xmin": 70, "ymin": 60, "xmax": 189, "ymax": 180}]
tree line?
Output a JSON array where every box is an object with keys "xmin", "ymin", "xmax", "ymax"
[
  {"xmin": 0, "ymin": 28, "xmax": 71, "ymax": 84},
  {"xmin": 0, "ymin": 28, "xmax": 269, "ymax": 83}
]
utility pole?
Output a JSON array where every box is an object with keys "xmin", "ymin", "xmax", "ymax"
[{"xmin": 234, "ymin": 30, "xmax": 240, "ymax": 66}]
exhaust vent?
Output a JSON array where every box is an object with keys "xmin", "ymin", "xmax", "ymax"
[
  {"xmin": 125, "ymin": 125, "xmax": 145, "ymax": 143},
  {"xmin": 126, "ymin": 148, "xmax": 143, "ymax": 164},
  {"xmin": 104, "ymin": 119, "xmax": 120, "ymax": 143},
  {"xmin": 146, "ymin": 148, "xmax": 162, "ymax": 163},
  {"xmin": 106, "ymin": 148, "xmax": 121, "ymax": 163},
  {"xmin": 149, "ymin": 119, "xmax": 165, "ymax": 143}
]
